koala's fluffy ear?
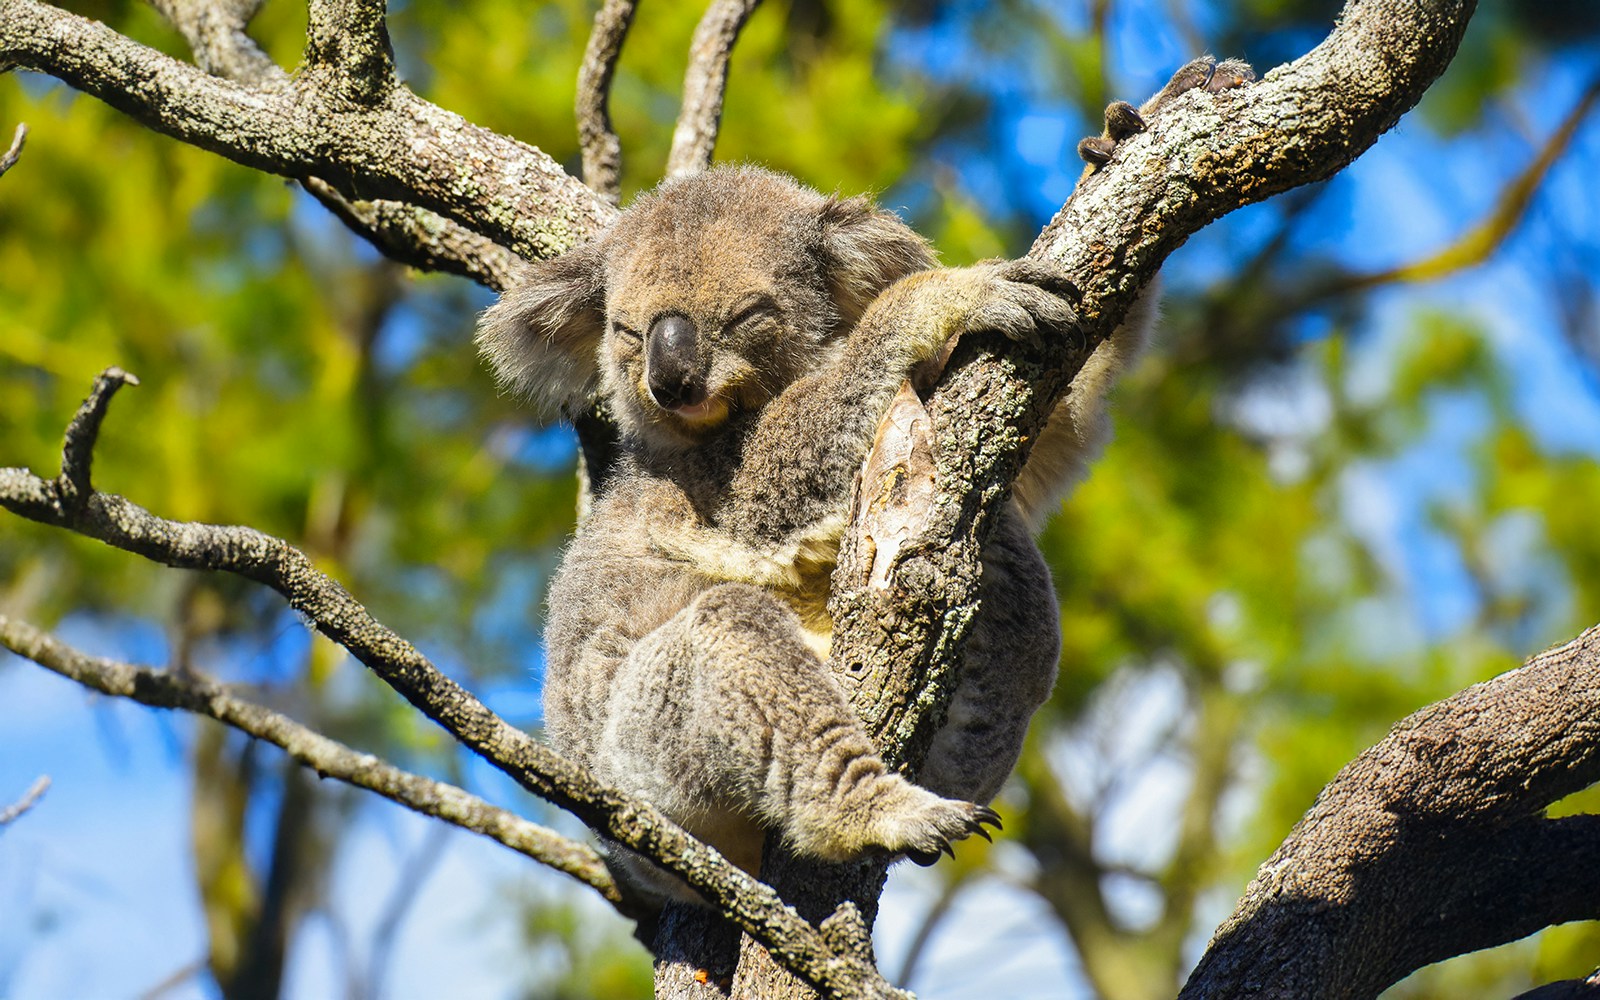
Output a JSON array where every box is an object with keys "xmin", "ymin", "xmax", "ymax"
[
  {"xmin": 476, "ymin": 238, "xmax": 608, "ymax": 416},
  {"xmin": 817, "ymin": 195, "xmax": 937, "ymax": 329}
]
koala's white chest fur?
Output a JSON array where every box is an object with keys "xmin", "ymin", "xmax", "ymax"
[{"xmin": 649, "ymin": 510, "xmax": 846, "ymax": 660}]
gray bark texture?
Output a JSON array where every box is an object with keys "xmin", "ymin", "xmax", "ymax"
[{"xmin": 7, "ymin": 0, "xmax": 1599, "ymax": 998}]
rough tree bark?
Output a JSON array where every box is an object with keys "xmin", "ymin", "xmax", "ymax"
[{"xmin": 6, "ymin": 0, "xmax": 1599, "ymax": 998}]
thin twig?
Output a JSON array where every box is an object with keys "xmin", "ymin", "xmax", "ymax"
[
  {"xmin": 0, "ymin": 613, "xmax": 623, "ymax": 904},
  {"xmin": 0, "ymin": 121, "xmax": 26, "ymax": 177},
  {"xmin": 0, "ymin": 774, "xmax": 50, "ymax": 825},
  {"xmin": 665, "ymin": 0, "xmax": 761, "ymax": 179},
  {"xmin": 576, "ymin": 0, "xmax": 636, "ymax": 204},
  {"xmin": 57, "ymin": 366, "xmax": 138, "ymax": 508}
]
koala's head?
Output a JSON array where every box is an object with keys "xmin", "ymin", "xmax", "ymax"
[{"xmin": 477, "ymin": 165, "xmax": 934, "ymax": 448}]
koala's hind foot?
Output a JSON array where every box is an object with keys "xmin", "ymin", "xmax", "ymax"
[{"xmin": 1078, "ymin": 55, "xmax": 1256, "ymax": 167}]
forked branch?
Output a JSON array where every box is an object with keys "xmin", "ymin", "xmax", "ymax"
[
  {"xmin": 139, "ymin": 0, "xmax": 520, "ymax": 287},
  {"xmin": 0, "ymin": 614, "xmax": 622, "ymax": 904},
  {"xmin": 0, "ymin": 370, "xmax": 905, "ymax": 1000},
  {"xmin": 0, "ymin": 0, "xmax": 616, "ymax": 262}
]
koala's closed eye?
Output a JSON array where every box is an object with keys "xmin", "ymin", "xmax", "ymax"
[{"xmin": 724, "ymin": 297, "xmax": 778, "ymax": 332}]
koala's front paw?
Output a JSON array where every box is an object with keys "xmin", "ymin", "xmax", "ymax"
[
  {"xmin": 1078, "ymin": 55, "xmax": 1256, "ymax": 168},
  {"xmin": 886, "ymin": 797, "xmax": 1003, "ymax": 868},
  {"xmin": 963, "ymin": 259, "xmax": 1079, "ymax": 348}
]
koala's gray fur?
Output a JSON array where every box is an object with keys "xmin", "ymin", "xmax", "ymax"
[{"xmin": 477, "ymin": 164, "xmax": 1149, "ymax": 902}]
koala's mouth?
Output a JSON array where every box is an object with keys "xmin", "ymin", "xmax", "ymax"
[{"xmin": 667, "ymin": 395, "xmax": 729, "ymax": 424}]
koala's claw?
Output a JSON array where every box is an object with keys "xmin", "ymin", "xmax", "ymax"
[
  {"xmin": 969, "ymin": 262, "xmax": 1079, "ymax": 349},
  {"xmin": 1103, "ymin": 100, "xmax": 1146, "ymax": 141},
  {"xmin": 894, "ymin": 799, "xmax": 1004, "ymax": 867},
  {"xmin": 975, "ymin": 804, "xmax": 1003, "ymax": 832},
  {"xmin": 1207, "ymin": 57, "xmax": 1256, "ymax": 93},
  {"xmin": 1079, "ymin": 54, "xmax": 1256, "ymax": 169}
]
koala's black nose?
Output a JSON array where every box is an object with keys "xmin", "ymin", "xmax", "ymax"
[{"xmin": 646, "ymin": 314, "xmax": 707, "ymax": 410}]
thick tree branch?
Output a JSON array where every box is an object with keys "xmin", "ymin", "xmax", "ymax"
[
  {"xmin": 0, "ymin": 614, "xmax": 622, "ymax": 904},
  {"xmin": 0, "ymin": 0, "xmax": 617, "ymax": 262},
  {"xmin": 720, "ymin": 0, "xmax": 1484, "ymax": 996},
  {"xmin": 576, "ymin": 0, "xmax": 636, "ymax": 204},
  {"xmin": 1181, "ymin": 625, "xmax": 1600, "ymax": 999},
  {"xmin": 665, "ymin": 0, "xmax": 761, "ymax": 179},
  {"xmin": 0, "ymin": 370, "xmax": 904, "ymax": 1000}
]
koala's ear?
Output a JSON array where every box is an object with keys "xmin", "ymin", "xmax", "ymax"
[
  {"xmin": 476, "ymin": 238, "xmax": 608, "ymax": 416},
  {"xmin": 817, "ymin": 195, "xmax": 936, "ymax": 328}
]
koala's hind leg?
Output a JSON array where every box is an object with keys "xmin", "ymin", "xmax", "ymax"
[{"xmin": 599, "ymin": 582, "xmax": 998, "ymax": 875}]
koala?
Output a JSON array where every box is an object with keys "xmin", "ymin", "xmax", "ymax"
[{"xmin": 478, "ymin": 57, "xmax": 1250, "ymax": 905}]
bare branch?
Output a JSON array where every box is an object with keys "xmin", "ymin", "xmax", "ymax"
[
  {"xmin": 0, "ymin": 369, "xmax": 905, "ymax": 1000},
  {"xmin": 665, "ymin": 0, "xmax": 761, "ymax": 179},
  {"xmin": 0, "ymin": 0, "xmax": 617, "ymax": 262},
  {"xmin": 304, "ymin": 0, "xmax": 394, "ymax": 105},
  {"xmin": 576, "ymin": 0, "xmax": 636, "ymax": 204},
  {"xmin": 1182, "ymin": 625, "xmax": 1600, "ymax": 999},
  {"xmin": 143, "ymin": 0, "xmax": 281, "ymax": 89},
  {"xmin": 57, "ymin": 365, "xmax": 139, "ymax": 509},
  {"xmin": 0, "ymin": 121, "xmax": 26, "ymax": 177},
  {"xmin": 301, "ymin": 178, "xmax": 521, "ymax": 290},
  {"xmin": 0, "ymin": 774, "xmax": 50, "ymax": 825},
  {"xmin": 0, "ymin": 613, "xmax": 623, "ymax": 903}
]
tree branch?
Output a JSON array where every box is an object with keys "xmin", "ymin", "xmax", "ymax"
[
  {"xmin": 0, "ymin": 773, "xmax": 50, "ymax": 825},
  {"xmin": 1182, "ymin": 625, "xmax": 1600, "ymax": 999},
  {"xmin": 0, "ymin": 613, "xmax": 622, "ymax": 903},
  {"xmin": 665, "ymin": 0, "xmax": 761, "ymax": 179},
  {"xmin": 143, "ymin": 0, "xmax": 281, "ymax": 89},
  {"xmin": 0, "ymin": 369, "xmax": 905, "ymax": 1000},
  {"xmin": 576, "ymin": 0, "xmax": 636, "ymax": 204},
  {"xmin": 0, "ymin": 121, "xmax": 26, "ymax": 177},
  {"xmin": 139, "ymin": 0, "xmax": 522, "ymax": 288},
  {"xmin": 0, "ymin": 0, "xmax": 617, "ymax": 262},
  {"xmin": 303, "ymin": 0, "xmax": 394, "ymax": 104}
]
